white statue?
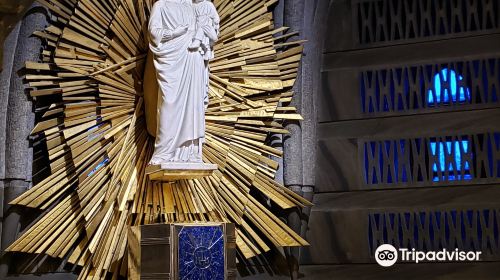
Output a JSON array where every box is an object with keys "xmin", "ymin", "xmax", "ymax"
[{"xmin": 147, "ymin": 0, "xmax": 219, "ymax": 165}]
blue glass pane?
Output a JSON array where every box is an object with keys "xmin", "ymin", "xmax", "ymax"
[
  {"xmin": 178, "ymin": 225, "xmax": 225, "ymax": 280},
  {"xmin": 430, "ymin": 140, "xmax": 472, "ymax": 182},
  {"xmin": 427, "ymin": 68, "xmax": 471, "ymax": 105}
]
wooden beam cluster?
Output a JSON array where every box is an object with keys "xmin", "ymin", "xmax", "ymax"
[{"xmin": 8, "ymin": 0, "xmax": 311, "ymax": 278}]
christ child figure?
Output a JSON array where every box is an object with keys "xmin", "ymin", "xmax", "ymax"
[{"xmin": 189, "ymin": 0, "xmax": 220, "ymax": 60}]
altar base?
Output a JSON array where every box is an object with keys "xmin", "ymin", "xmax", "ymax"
[{"xmin": 128, "ymin": 223, "xmax": 236, "ymax": 280}]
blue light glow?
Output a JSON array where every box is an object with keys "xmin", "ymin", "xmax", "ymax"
[
  {"xmin": 427, "ymin": 68, "xmax": 470, "ymax": 104},
  {"xmin": 430, "ymin": 140, "xmax": 472, "ymax": 181},
  {"xmin": 87, "ymin": 158, "xmax": 109, "ymax": 177}
]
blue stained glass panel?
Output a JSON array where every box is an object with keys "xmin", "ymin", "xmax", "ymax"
[
  {"xmin": 427, "ymin": 68, "xmax": 471, "ymax": 104},
  {"xmin": 430, "ymin": 140, "xmax": 472, "ymax": 182},
  {"xmin": 178, "ymin": 225, "xmax": 225, "ymax": 280}
]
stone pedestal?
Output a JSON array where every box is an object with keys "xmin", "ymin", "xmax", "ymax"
[{"xmin": 145, "ymin": 163, "xmax": 218, "ymax": 181}]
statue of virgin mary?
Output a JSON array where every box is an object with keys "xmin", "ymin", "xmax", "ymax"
[{"xmin": 148, "ymin": 0, "xmax": 212, "ymax": 165}]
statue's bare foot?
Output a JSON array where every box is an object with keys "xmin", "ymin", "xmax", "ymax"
[{"xmin": 189, "ymin": 39, "xmax": 201, "ymax": 50}]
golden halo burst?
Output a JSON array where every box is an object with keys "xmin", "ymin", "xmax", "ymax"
[{"xmin": 7, "ymin": 0, "xmax": 310, "ymax": 278}]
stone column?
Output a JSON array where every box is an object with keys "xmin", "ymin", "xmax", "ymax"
[
  {"xmin": 271, "ymin": 0, "xmax": 285, "ymax": 184},
  {"xmin": 0, "ymin": 3, "xmax": 47, "ymax": 278},
  {"xmin": 282, "ymin": 1, "xmax": 305, "ymax": 279},
  {"xmin": 281, "ymin": 0, "xmax": 323, "ymax": 279},
  {"xmin": 0, "ymin": 21, "xmax": 22, "ymax": 253},
  {"xmin": 297, "ymin": 0, "xmax": 330, "ymax": 268}
]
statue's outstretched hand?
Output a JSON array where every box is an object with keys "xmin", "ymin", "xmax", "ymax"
[{"xmin": 173, "ymin": 25, "xmax": 189, "ymax": 37}]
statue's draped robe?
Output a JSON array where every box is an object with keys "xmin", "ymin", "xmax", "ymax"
[{"xmin": 148, "ymin": 0, "xmax": 208, "ymax": 163}]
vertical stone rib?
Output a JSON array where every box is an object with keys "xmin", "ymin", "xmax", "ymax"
[
  {"xmin": 0, "ymin": 3, "xmax": 47, "ymax": 278},
  {"xmin": 301, "ymin": 1, "xmax": 321, "ymax": 188},
  {"xmin": 298, "ymin": 0, "xmax": 331, "ymax": 268},
  {"xmin": 0, "ymin": 20, "xmax": 22, "ymax": 257},
  {"xmin": 283, "ymin": 0, "xmax": 305, "ymax": 190},
  {"xmin": 5, "ymin": 3, "xmax": 46, "ymax": 182},
  {"xmin": 271, "ymin": 0, "xmax": 285, "ymax": 185},
  {"xmin": 283, "ymin": 1, "xmax": 306, "ymax": 279},
  {"xmin": 0, "ymin": 22, "xmax": 21, "ymax": 180},
  {"xmin": 281, "ymin": 0, "xmax": 327, "ymax": 278}
]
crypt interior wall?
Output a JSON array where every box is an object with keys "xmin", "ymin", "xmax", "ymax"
[
  {"xmin": 303, "ymin": 0, "xmax": 500, "ymax": 278},
  {"xmin": 2, "ymin": 1, "xmax": 497, "ymax": 279}
]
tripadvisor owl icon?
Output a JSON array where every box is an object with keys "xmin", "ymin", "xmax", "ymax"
[{"xmin": 375, "ymin": 244, "xmax": 398, "ymax": 267}]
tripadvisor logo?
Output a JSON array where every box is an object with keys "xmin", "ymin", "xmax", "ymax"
[
  {"xmin": 375, "ymin": 244, "xmax": 398, "ymax": 267},
  {"xmin": 374, "ymin": 244, "xmax": 482, "ymax": 267}
]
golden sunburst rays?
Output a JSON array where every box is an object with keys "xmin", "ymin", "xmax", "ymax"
[{"xmin": 7, "ymin": 0, "xmax": 311, "ymax": 278}]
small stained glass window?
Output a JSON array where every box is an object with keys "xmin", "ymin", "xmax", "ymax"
[
  {"xmin": 430, "ymin": 140, "xmax": 472, "ymax": 182},
  {"xmin": 427, "ymin": 68, "xmax": 471, "ymax": 105}
]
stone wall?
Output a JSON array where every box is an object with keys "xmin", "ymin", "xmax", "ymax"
[
  {"xmin": 0, "ymin": 3, "xmax": 78, "ymax": 278},
  {"xmin": 274, "ymin": 0, "xmax": 325, "ymax": 278},
  {"xmin": 0, "ymin": 3, "xmax": 61, "ymax": 279}
]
